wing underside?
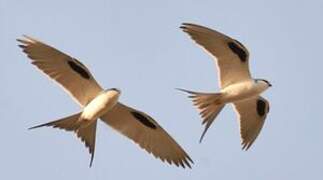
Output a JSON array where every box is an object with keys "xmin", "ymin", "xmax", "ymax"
[
  {"xmin": 100, "ymin": 103, "xmax": 193, "ymax": 168},
  {"xmin": 233, "ymin": 96, "xmax": 270, "ymax": 150},
  {"xmin": 17, "ymin": 35, "xmax": 103, "ymax": 106},
  {"xmin": 180, "ymin": 23, "xmax": 252, "ymax": 88}
]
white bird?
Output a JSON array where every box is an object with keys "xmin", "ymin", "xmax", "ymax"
[
  {"xmin": 178, "ymin": 23, "xmax": 271, "ymax": 150},
  {"xmin": 17, "ymin": 36, "xmax": 193, "ymax": 168}
]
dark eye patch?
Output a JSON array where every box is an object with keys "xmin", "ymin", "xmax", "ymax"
[
  {"xmin": 67, "ymin": 60, "xmax": 90, "ymax": 79},
  {"xmin": 131, "ymin": 111, "xmax": 157, "ymax": 129},
  {"xmin": 256, "ymin": 99, "xmax": 266, "ymax": 117},
  {"xmin": 227, "ymin": 41, "xmax": 247, "ymax": 62}
]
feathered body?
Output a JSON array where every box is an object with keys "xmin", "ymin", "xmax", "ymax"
[{"xmin": 179, "ymin": 23, "xmax": 271, "ymax": 150}]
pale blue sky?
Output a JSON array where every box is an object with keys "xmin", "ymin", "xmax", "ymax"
[{"xmin": 1, "ymin": 0, "xmax": 323, "ymax": 179}]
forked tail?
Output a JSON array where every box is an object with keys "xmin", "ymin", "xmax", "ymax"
[
  {"xmin": 29, "ymin": 112, "xmax": 82, "ymax": 131},
  {"xmin": 177, "ymin": 88, "xmax": 225, "ymax": 142},
  {"xmin": 29, "ymin": 112, "xmax": 97, "ymax": 167}
]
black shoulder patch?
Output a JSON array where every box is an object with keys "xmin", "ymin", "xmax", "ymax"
[
  {"xmin": 131, "ymin": 111, "xmax": 157, "ymax": 129},
  {"xmin": 256, "ymin": 99, "xmax": 266, "ymax": 117},
  {"xmin": 67, "ymin": 60, "xmax": 90, "ymax": 79},
  {"xmin": 234, "ymin": 40, "xmax": 246, "ymax": 49},
  {"xmin": 227, "ymin": 42, "xmax": 247, "ymax": 62}
]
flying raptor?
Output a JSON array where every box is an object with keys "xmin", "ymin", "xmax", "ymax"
[
  {"xmin": 178, "ymin": 23, "xmax": 271, "ymax": 150},
  {"xmin": 18, "ymin": 35, "xmax": 193, "ymax": 168}
]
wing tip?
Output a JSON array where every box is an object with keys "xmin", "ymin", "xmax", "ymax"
[
  {"xmin": 17, "ymin": 35, "xmax": 37, "ymax": 50},
  {"xmin": 241, "ymin": 141, "xmax": 252, "ymax": 151},
  {"xmin": 171, "ymin": 158, "xmax": 193, "ymax": 169},
  {"xmin": 179, "ymin": 24, "xmax": 187, "ymax": 30},
  {"xmin": 179, "ymin": 23, "xmax": 196, "ymax": 33},
  {"xmin": 180, "ymin": 22, "xmax": 196, "ymax": 28},
  {"xmin": 185, "ymin": 154, "xmax": 194, "ymax": 167},
  {"xmin": 17, "ymin": 35, "xmax": 38, "ymax": 45},
  {"xmin": 180, "ymin": 22, "xmax": 208, "ymax": 31},
  {"xmin": 154, "ymin": 151, "xmax": 194, "ymax": 169},
  {"xmin": 18, "ymin": 44, "xmax": 26, "ymax": 49}
]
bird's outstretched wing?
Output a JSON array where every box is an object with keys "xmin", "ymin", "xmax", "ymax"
[
  {"xmin": 100, "ymin": 103, "xmax": 193, "ymax": 168},
  {"xmin": 17, "ymin": 35, "xmax": 103, "ymax": 106},
  {"xmin": 180, "ymin": 23, "xmax": 251, "ymax": 88},
  {"xmin": 233, "ymin": 96, "xmax": 270, "ymax": 150}
]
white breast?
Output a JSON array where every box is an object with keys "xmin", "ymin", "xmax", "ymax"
[
  {"xmin": 221, "ymin": 80, "xmax": 264, "ymax": 103},
  {"xmin": 81, "ymin": 90, "xmax": 120, "ymax": 121}
]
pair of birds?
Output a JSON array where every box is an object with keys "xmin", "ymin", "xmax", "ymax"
[{"xmin": 18, "ymin": 23, "xmax": 271, "ymax": 168}]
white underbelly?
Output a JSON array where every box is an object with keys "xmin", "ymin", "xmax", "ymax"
[
  {"xmin": 81, "ymin": 92, "xmax": 119, "ymax": 121},
  {"xmin": 221, "ymin": 81, "xmax": 261, "ymax": 103}
]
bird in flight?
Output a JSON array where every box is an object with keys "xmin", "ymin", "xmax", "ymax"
[
  {"xmin": 17, "ymin": 35, "xmax": 193, "ymax": 168},
  {"xmin": 178, "ymin": 23, "xmax": 271, "ymax": 150}
]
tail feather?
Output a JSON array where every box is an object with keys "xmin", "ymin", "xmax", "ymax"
[
  {"xmin": 177, "ymin": 88, "xmax": 225, "ymax": 142},
  {"xmin": 199, "ymin": 105, "xmax": 225, "ymax": 143},
  {"xmin": 29, "ymin": 112, "xmax": 98, "ymax": 167},
  {"xmin": 29, "ymin": 112, "xmax": 82, "ymax": 131},
  {"xmin": 76, "ymin": 121, "xmax": 97, "ymax": 167}
]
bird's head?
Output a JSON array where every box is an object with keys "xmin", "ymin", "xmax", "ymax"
[
  {"xmin": 102, "ymin": 88, "xmax": 122, "ymax": 101},
  {"xmin": 107, "ymin": 88, "xmax": 121, "ymax": 93},
  {"xmin": 104, "ymin": 88, "xmax": 121, "ymax": 97},
  {"xmin": 255, "ymin": 79, "xmax": 272, "ymax": 88}
]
